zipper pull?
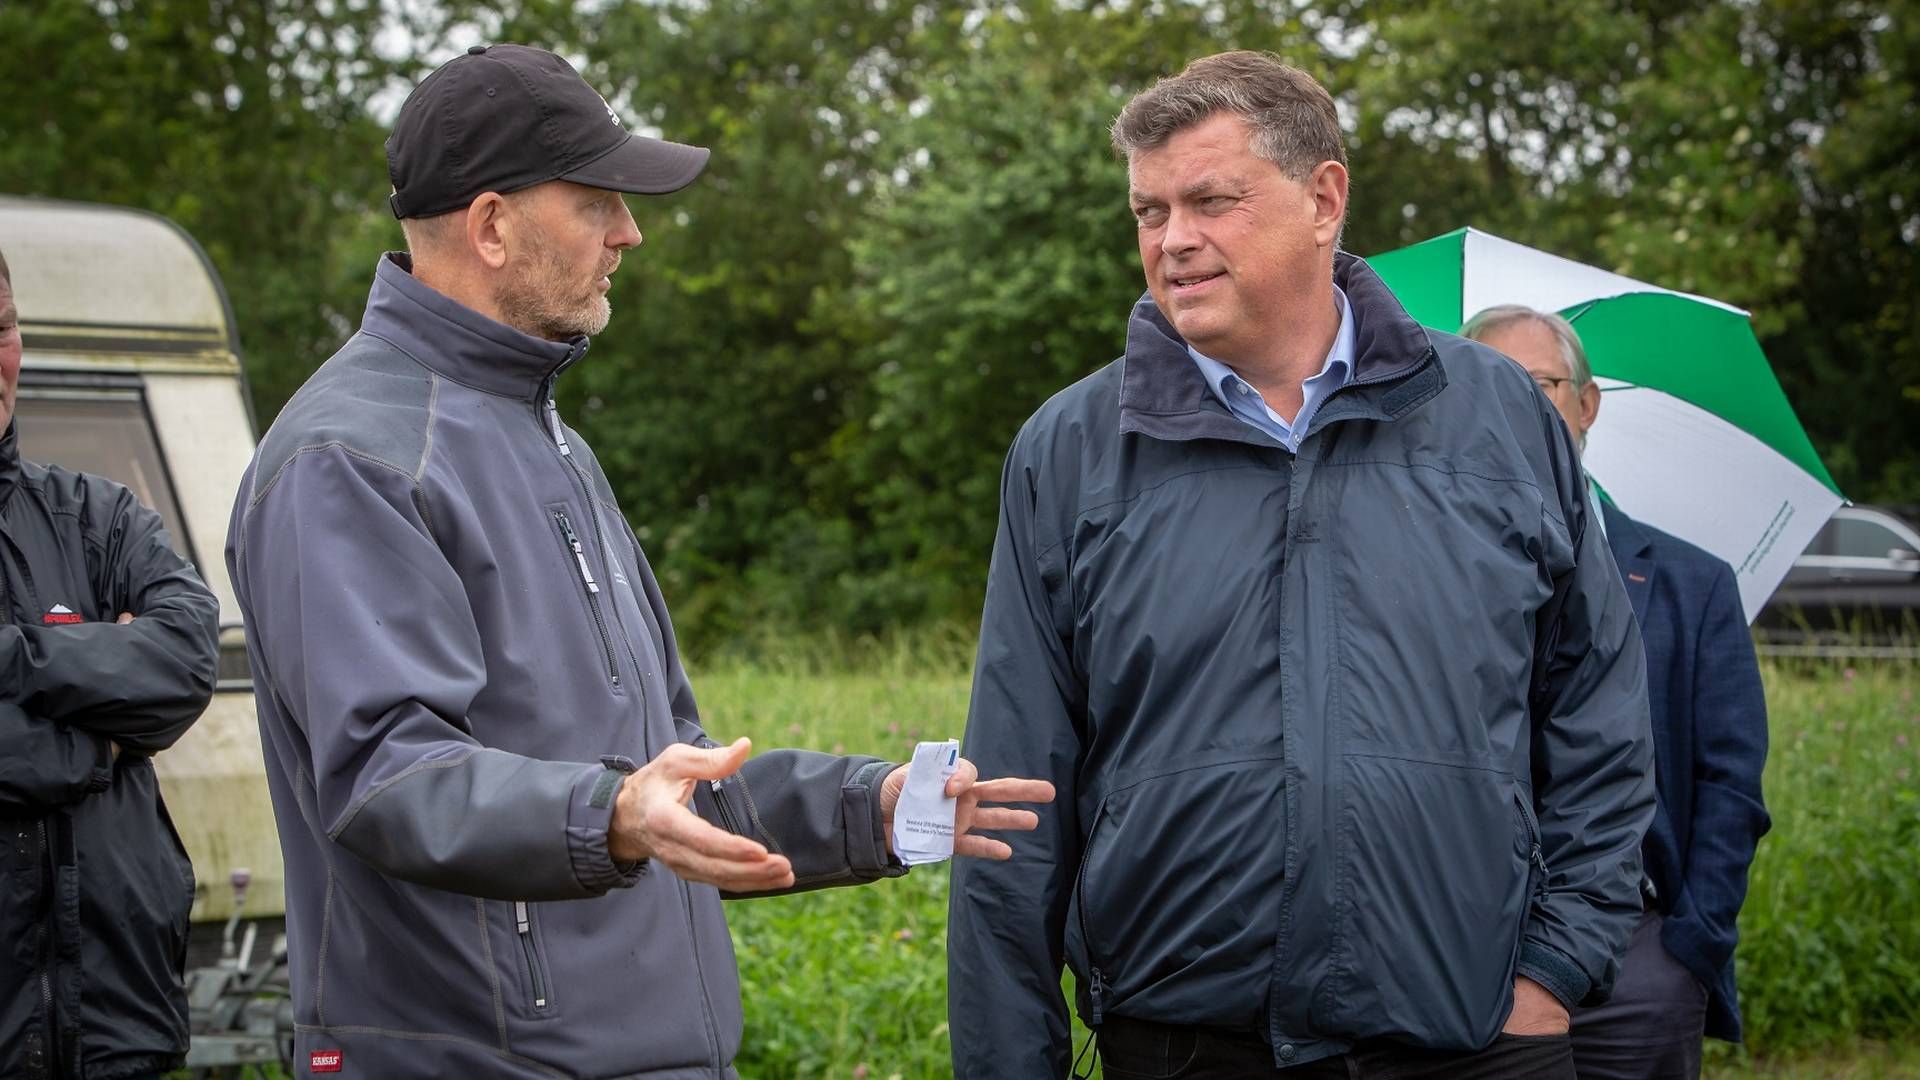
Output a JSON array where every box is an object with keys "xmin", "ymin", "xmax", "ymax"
[
  {"xmin": 514, "ymin": 900, "xmax": 530, "ymax": 935},
  {"xmin": 1087, "ymin": 966, "xmax": 1108, "ymax": 1026},
  {"xmin": 546, "ymin": 399, "xmax": 572, "ymax": 457},
  {"xmin": 555, "ymin": 513, "xmax": 600, "ymax": 594}
]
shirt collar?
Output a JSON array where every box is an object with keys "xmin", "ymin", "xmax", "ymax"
[{"xmin": 1188, "ymin": 283, "xmax": 1355, "ymax": 411}]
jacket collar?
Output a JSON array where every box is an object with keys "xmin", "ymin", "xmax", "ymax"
[
  {"xmin": 1118, "ymin": 252, "xmax": 1443, "ymax": 444},
  {"xmin": 361, "ymin": 253, "xmax": 586, "ymax": 402},
  {"xmin": 0, "ymin": 421, "xmax": 19, "ymax": 506},
  {"xmin": 1603, "ymin": 500, "xmax": 1656, "ymax": 623}
]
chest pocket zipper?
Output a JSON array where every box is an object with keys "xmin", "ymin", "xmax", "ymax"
[{"xmin": 554, "ymin": 510, "xmax": 620, "ymax": 690}]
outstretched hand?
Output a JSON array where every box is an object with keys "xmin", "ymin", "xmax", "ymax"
[
  {"xmin": 609, "ymin": 737, "xmax": 795, "ymax": 892},
  {"xmin": 879, "ymin": 757, "xmax": 1056, "ymax": 861}
]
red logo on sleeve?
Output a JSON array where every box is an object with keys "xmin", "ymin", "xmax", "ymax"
[
  {"xmin": 310, "ymin": 1050, "xmax": 343, "ymax": 1073},
  {"xmin": 43, "ymin": 604, "xmax": 84, "ymax": 625}
]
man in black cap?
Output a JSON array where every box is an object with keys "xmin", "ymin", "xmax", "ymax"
[{"xmin": 227, "ymin": 45, "xmax": 1051, "ymax": 1078}]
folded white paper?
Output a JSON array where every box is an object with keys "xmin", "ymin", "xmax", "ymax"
[{"xmin": 891, "ymin": 739, "xmax": 961, "ymax": 866}]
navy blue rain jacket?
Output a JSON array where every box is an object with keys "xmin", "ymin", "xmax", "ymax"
[
  {"xmin": 950, "ymin": 255, "xmax": 1656, "ymax": 1075},
  {"xmin": 1603, "ymin": 503, "xmax": 1769, "ymax": 1042}
]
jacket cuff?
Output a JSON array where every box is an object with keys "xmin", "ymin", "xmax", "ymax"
[
  {"xmin": 1517, "ymin": 940, "xmax": 1591, "ymax": 1010},
  {"xmin": 845, "ymin": 759, "xmax": 908, "ymax": 876},
  {"xmin": 565, "ymin": 755, "xmax": 650, "ymax": 894}
]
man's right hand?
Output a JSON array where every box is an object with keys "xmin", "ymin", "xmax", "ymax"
[
  {"xmin": 1501, "ymin": 976, "xmax": 1572, "ymax": 1035},
  {"xmin": 608, "ymin": 737, "xmax": 795, "ymax": 891}
]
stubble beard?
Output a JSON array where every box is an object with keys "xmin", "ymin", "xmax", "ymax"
[{"xmin": 495, "ymin": 223, "xmax": 617, "ymax": 342}]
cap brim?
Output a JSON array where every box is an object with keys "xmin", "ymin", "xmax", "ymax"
[{"xmin": 562, "ymin": 133, "xmax": 710, "ymax": 196}]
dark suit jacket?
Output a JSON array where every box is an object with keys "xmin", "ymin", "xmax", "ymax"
[{"xmin": 1604, "ymin": 502, "xmax": 1771, "ymax": 1042}]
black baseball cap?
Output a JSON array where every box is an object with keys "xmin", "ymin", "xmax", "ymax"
[{"xmin": 386, "ymin": 44, "xmax": 710, "ymax": 220}]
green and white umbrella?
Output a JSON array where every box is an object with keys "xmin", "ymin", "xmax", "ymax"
[{"xmin": 1368, "ymin": 226, "xmax": 1842, "ymax": 622}]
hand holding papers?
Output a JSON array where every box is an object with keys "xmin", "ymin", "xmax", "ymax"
[
  {"xmin": 877, "ymin": 743, "xmax": 1057, "ymax": 863},
  {"xmin": 891, "ymin": 739, "xmax": 961, "ymax": 865}
]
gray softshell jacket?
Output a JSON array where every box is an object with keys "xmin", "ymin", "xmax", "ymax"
[
  {"xmin": 949, "ymin": 255, "xmax": 1655, "ymax": 1075},
  {"xmin": 227, "ymin": 254, "xmax": 903, "ymax": 1079}
]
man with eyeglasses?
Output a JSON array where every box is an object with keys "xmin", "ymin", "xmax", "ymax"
[{"xmin": 1464, "ymin": 305, "xmax": 1771, "ymax": 1080}]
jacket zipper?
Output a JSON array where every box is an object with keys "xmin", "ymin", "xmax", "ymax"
[
  {"xmin": 1516, "ymin": 792, "xmax": 1548, "ymax": 902},
  {"xmin": 1074, "ymin": 800, "xmax": 1110, "ymax": 1025},
  {"xmin": 542, "ymin": 389, "xmax": 654, "ymax": 762},
  {"xmin": 710, "ymin": 778, "xmax": 745, "ymax": 835},
  {"xmin": 37, "ymin": 820, "xmax": 52, "ymax": 1060},
  {"xmin": 548, "ymin": 399, "xmax": 650, "ymax": 681},
  {"xmin": 513, "ymin": 901, "xmax": 549, "ymax": 1010},
  {"xmin": 679, "ymin": 879, "xmax": 725, "ymax": 1067},
  {"xmin": 1269, "ymin": 453, "xmax": 1303, "ymax": 1042},
  {"xmin": 553, "ymin": 510, "xmax": 620, "ymax": 689}
]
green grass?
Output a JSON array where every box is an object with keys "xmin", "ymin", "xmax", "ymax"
[{"xmin": 695, "ymin": 653, "xmax": 1920, "ymax": 1079}]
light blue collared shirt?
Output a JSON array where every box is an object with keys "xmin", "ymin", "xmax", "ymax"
[{"xmin": 1188, "ymin": 285, "xmax": 1355, "ymax": 452}]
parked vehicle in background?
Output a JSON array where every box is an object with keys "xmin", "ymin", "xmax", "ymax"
[
  {"xmin": 1758, "ymin": 504, "xmax": 1920, "ymax": 643},
  {"xmin": 2, "ymin": 194, "xmax": 292, "ymax": 1070}
]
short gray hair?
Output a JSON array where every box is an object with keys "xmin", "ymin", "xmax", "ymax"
[
  {"xmin": 1461, "ymin": 304, "xmax": 1593, "ymax": 387},
  {"xmin": 1111, "ymin": 50, "xmax": 1347, "ymax": 181}
]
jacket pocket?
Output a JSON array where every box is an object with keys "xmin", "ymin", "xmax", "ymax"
[
  {"xmin": 1065, "ymin": 748, "xmax": 1287, "ymax": 1030},
  {"xmin": 550, "ymin": 506, "xmax": 621, "ymax": 691},
  {"xmin": 692, "ymin": 736, "xmax": 780, "ymax": 853},
  {"xmin": 154, "ymin": 785, "xmax": 197, "ymax": 978},
  {"xmin": 1315, "ymin": 755, "xmax": 1531, "ymax": 1049},
  {"xmin": 511, "ymin": 901, "xmax": 555, "ymax": 1016}
]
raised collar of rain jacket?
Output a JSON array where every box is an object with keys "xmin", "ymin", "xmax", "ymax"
[
  {"xmin": 360, "ymin": 252, "xmax": 584, "ymax": 403},
  {"xmin": 1118, "ymin": 252, "xmax": 1445, "ymax": 445},
  {"xmin": 0, "ymin": 422, "xmax": 20, "ymax": 507}
]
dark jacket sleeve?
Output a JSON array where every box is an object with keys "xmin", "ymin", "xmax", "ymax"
[
  {"xmin": 0, "ymin": 479, "xmax": 218, "ymax": 753},
  {"xmin": 618, "ymin": 516, "xmax": 904, "ymax": 896},
  {"xmin": 1517, "ymin": 417, "xmax": 1657, "ymax": 1010},
  {"xmin": 1661, "ymin": 560, "xmax": 1770, "ymax": 985},
  {"xmin": 949, "ymin": 439, "xmax": 1085, "ymax": 1080},
  {"xmin": 0, "ymin": 701, "xmax": 113, "ymax": 813},
  {"xmin": 232, "ymin": 446, "xmax": 640, "ymax": 902}
]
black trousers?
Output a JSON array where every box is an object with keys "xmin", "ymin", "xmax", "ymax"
[
  {"xmin": 1569, "ymin": 913, "xmax": 1707, "ymax": 1080},
  {"xmin": 1097, "ymin": 1017, "xmax": 1575, "ymax": 1080}
]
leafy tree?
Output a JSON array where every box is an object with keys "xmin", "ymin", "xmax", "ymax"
[
  {"xmin": 8, "ymin": 0, "xmax": 1912, "ymax": 650},
  {"xmin": 0, "ymin": 0, "xmax": 424, "ymax": 422},
  {"xmin": 1341, "ymin": 0, "xmax": 1920, "ymax": 501},
  {"xmin": 447, "ymin": 0, "xmax": 933, "ymax": 647},
  {"xmin": 821, "ymin": 1, "xmax": 1323, "ymax": 627}
]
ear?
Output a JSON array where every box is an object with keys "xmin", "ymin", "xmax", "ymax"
[
  {"xmin": 1576, "ymin": 378, "xmax": 1602, "ymax": 435},
  {"xmin": 1309, "ymin": 160, "xmax": 1348, "ymax": 248},
  {"xmin": 465, "ymin": 193, "xmax": 512, "ymax": 270}
]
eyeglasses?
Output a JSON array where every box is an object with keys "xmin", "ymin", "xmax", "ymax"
[{"xmin": 1532, "ymin": 376, "xmax": 1575, "ymax": 393}]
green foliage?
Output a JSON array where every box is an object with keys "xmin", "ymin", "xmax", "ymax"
[
  {"xmin": 698, "ymin": 653, "xmax": 1920, "ymax": 1077},
  {"xmin": 822, "ymin": 3, "xmax": 1322, "ymax": 629},
  {"xmin": 1724, "ymin": 663, "xmax": 1920, "ymax": 1049},
  {"xmin": 1343, "ymin": 0, "xmax": 1920, "ymax": 504},
  {"xmin": 6, "ymin": 0, "xmax": 1914, "ymax": 649},
  {"xmin": 0, "ymin": 0, "xmax": 416, "ymax": 421}
]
